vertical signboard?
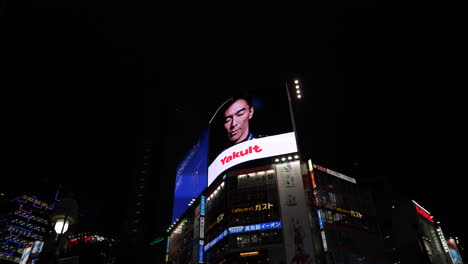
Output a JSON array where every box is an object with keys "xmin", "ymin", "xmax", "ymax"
[
  {"xmin": 208, "ymin": 87, "xmax": 297, "ymax": 186},
  {"xmin": 276, "ymin": 160, "xmax": 316, "ymax": 264},
  {"xmin": 192, "ymin": 204, "xmax": 201, "ymax": 264},
  {"xmin": 19, "ymin": 244, "xmax": 32, "ymax": 264},
  {"xmin": 199, "ymin": 196, "xmax": 206, "ymax": 263}
]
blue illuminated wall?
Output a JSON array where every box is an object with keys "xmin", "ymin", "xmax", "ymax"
[{"xmin": 172, "ymin": 127, "xmax": 209, "ymax": 223}]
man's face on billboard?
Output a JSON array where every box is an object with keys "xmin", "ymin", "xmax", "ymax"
[{"xmin": 223, "ymin": 98, "xmax": 254, "ymax": 144}]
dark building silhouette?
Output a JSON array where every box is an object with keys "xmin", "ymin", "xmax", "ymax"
[{"xmin": 390, "ymin": 199, "xmax": 460, "ymax": 264}]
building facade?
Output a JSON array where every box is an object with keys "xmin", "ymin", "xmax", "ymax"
[
  {"xmin": 166, "ymin": 157, "xmax": 387, "ymax": 264},
  {"xmin": 391, "ymin": 200, "xmax": 460, "ymax": 264},
  {"xmin": 0, "ymin": 192, "xmax": 57, "ymax": 264},
  {"xmin": 166, "ymin": 79, "xmax": 387, "ymax": 263}
]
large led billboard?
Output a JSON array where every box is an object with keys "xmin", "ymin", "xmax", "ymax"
[
  {"xmin": 208, "ymin": 86, "xmax": 298, "ymax": 186},
  {"xmin": 172, "ymin": 127, "xmax": 209, "ymax": 223}
]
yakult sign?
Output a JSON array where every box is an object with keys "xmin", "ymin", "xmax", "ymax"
[
  {"xmin": 208, "ymin": 132, "xmax": 298, "ymax": 185},
  {"xmin": 208, "ymin": 86, "xmax": 297, "ymax": 186}
]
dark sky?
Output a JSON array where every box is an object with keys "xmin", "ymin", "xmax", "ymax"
[{"xmin": 2, "ymin": 4, "xmax": 467, "ymax": 243}]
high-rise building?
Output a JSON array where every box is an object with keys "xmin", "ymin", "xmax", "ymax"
[
  {"xmin": 391, "ymin": 199, "xmax": 461, "ymax": 264},
  {"xmin": 119, "ymin": 138, "xmax": 155, "ymax": 263},
  {"xmin": 0, "ymin": 192, "xmax": 57, "ymax": 264}
]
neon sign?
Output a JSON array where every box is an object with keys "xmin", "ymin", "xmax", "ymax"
[
  {"xmin": 204, "ymin": 221, "xmax": 282, "ymax": 252},
  {"xmin": 414, "ymin": 204, "xmax": 434, "ymax": 223},
  {"xmin": 231, "ymin": 203, "xmax": 274, "ymax": 213},
  {"xmin": 335, "ymin": 207, "xmax": 363, "ymax": 219}
]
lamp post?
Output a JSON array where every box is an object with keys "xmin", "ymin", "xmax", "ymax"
[{"xmin": 50, "ymin": 194, "xmax": 79, "ymax": 262}]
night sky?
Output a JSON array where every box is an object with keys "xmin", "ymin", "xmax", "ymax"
[{"xmin": 2, "ymin": 4, "xmax": 467, "ymax": 247}]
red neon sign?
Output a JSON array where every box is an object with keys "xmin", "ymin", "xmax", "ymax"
[{"xmin": 415, "ymin": 204, "xmax": 434, "ymax": 223}]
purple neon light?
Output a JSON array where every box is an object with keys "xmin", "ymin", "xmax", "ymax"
[
  {"xmin": 18, "ymin": 199, "xmax": 28, "ymax": 203},
  {"xmin": 44, "ymin": 191, "xmax": 60, "ymax": 211},
  {"xmin": 7, "ymin": 225, "xmax": 32, "ymax": 233},
  {"xmin": 31, "ymin": 196, "xmax": 43, "ymax": 209},
  {"xmin": 0, "ymin": 218, "xmax": 8, "ymax": 223},
  {"xmin": 10, "ymin": 191, "xmax": 60, "ymax": 212},
  {"xmin": 18, "ymin": 214, "xmax": 30, "ymax": 222},
  {"xmin": 0, "ymin": 251, "xmax": 14, "ymax": 256},
  {"xmin": 45, "ymin": 201, "xmax": 55, "ymax": 211},
  {"xmin": 19, "ymin": 205, "xmax": 32, "ymax": 214},
  {"xmin": 10, "ymin": 231, "xmax": 19, "ymax": 237},
  {"xmin": 1, "ymin": 239, "xmax": 25, "ymax": 248}
]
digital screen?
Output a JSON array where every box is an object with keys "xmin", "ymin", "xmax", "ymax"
[
  {"xmin": 172, "ymin": 127, "xmax": 209, "ymax": 223},
  {"xmin": 208, "ymin": 86, "xmax": 297, "ymax": 186}
]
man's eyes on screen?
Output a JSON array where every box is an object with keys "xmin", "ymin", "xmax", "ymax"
[{"xmin": 236, "ymin": 110, "xmax": 246, "ymax": 116}]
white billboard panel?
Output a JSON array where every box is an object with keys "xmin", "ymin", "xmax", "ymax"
[{"xmin": 208, "ymin": 132, "xmax": 297, "ymax": 185}]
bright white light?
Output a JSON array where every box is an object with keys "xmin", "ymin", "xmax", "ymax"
[
  {"xmin": 296, "ymin": 90, "xmax": 300, "ymax": 94},
  {"xmin": 295, "ymin": 85, "xmax": 300, "ymax": 89},
  {"xmin": 294, "ymin": 155, "xmax": 299, "ymax": 159},
  {"xmin": 287, "ymin": 156, "xmax": 292, "ymax": 160},
  {"xmin": 275, "ymin": 159, "xmax": 279, "ymax": 162},
  {"xmin": 281, "ymin": 157, "xmax": 286, "ymax": 161},
  {"xmin": 297, "ymin": 95, "xmax": 302, "ymax": 98},
  {"xmin": 54, "ymin": 219, "xmax": 70, "ymax": 234},
  {"xmin": 294, "ymin": 80, "xmax": 299, "ymax": 84}
]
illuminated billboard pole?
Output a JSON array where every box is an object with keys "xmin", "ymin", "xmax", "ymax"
[
  {"xmin": 277, "ymin": 79, "xmax": 318, "ymax": 264},
  {"xmin": 285, "ymin": 79, "xmax": 302, "ymax": 156}
]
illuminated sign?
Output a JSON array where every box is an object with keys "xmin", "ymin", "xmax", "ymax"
[
  {"xmin": 149, "ymin": 237, "xmax": 164, "ymax": 246},
  {"xmin": 414, "ymin": 203, "xmax": 434, "ymax": 223},
  {"xmin": 166, "ymin": 236, "xmax": 170, "ymax": 253},
  {"xmin": 317, "ymin": 210, "xmax": 324, "ymax": 229},
  {"xmin": 228, "ymin": 221, "xmax": 282, "ymax": 234},
  {"xmin": 204, "ymin": 221, "xmax": 282, "ymax": 252},
  {"xmin": 321, "ymin": 231, "xmax": 328, "ymax": 252},
  {"xmin": 217, "ymin": 213, "xmax": 224, "ymax": 223},
  {"xmin": 20, "ymin": 196, "xmax": 49, "ymax": 208},
  {"xmin": 198, "ymin": 240, "xmax": 204, "ymax": 263},
  {"xmin": 335, "ymin": 207, "xmax": 363, "ymax": 219},
  {"xmin": 204, "ymin": 230, "xmax": 228, "ymax": 252},
  {"xmin": 199, "ymin": 217, "xmax": 204, "ymax": 239},
  {"xmin": 200, "ymin": 196, "xmax": 206, "ymax": 216},
  {"xmin": 436, "ymin": 227, "xmax": 450, "ymax": 253},
  {"xmin": 208, "ymin": 133, "xmax": 297, "ymax": 185},
  {"xmin": 19, "ymin": 245, "xmax": 31, "ymax": 264},
  {"xmin": 172, "ymin": 128, "xmax": 209, "ymax": 223},
  {"xmin": 231, "ymin": 203, "xmax": 274, "ymax": 213},
  {"xmin": 206, "ymin": 213, "xmax": 224, "ymax": 232},
  {"xmin": 313, "ymin": 164, "xmax": 356, "ymax": 184},
  {"xmin": 240, "ymin": 251, "xmax": 259, "ymax": 257},
  {"xmin": 208, "ymin": 89, "xmax": 297, "ymax": 187}
]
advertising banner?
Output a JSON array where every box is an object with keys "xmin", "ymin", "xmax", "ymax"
[
  {"xmin": 276, "ymin": 160, "xmax": 316, "ymax": 264},
  {"xmin": 208, "ymin": 88, "xmax": 297, "ymax": 186},
  {"xmin": 447, "ymin": 238, "xmax": 464, "ymax": 264},
  {"xmin": 172, "ymin": 127, "xmax": 209, "ymax": 222}
]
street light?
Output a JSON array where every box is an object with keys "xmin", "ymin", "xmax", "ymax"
[
  {"xmin": 50, "ymin": 193, "xmax": 79, "ymax": 261},
  {"xmin": 51, "ymin": 196, "xmax": 78, "ymax": 236},
  {"xmin": 37, "ymin": 192, "xmax": 79, "ymax": 264},
  {"xmin": 54, "ymin": 218, "xmax": 70, "ymax": 234}
]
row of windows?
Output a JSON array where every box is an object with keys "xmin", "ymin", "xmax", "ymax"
[
  {"xmin": 13, "ymin": 212, "xmax": 48, "ymax": 225},
  {"xmin": 205, "ymin": 229, "xmax": 282, "ymax": 263},
  {"xmin": 0, "ymin": 253, "xmax": 20, "ymax": 262}
]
